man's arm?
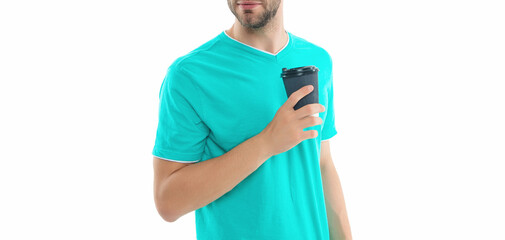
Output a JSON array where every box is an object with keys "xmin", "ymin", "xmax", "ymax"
[
  {"xmin": 154, "ymin": 85, "xmax": 323, "ymax": 223},
  {"xmin": 320, "ymin": 140, "xmax": 353, "ymax": 240},
  {"xmin": 154, "ymin": 133, "xmax": 271, "ymax": 222}
]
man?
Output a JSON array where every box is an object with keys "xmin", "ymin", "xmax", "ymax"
[{"xmin": 152, "ymin": 0, "xmax": 352, "ymax": 239}]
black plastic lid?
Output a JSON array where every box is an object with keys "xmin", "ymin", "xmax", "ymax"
[{"xmin": 281, "ymin": 65, "xmax": 318, "ymax": 78}]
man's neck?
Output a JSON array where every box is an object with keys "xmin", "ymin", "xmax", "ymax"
[{"xmin": 225, "ymin": 21, "xmax": 288, "ymax": 55}]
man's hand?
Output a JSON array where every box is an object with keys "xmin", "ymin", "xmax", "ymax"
[{"xmin": 259, "ymin": 84, "xmax": 326, "ymax": 156}]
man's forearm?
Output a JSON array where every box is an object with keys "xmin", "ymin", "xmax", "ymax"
[
  {"xmin": 321, "ymin": 159, "xmax": 352, "ymax": 240},
  {"xmin": 158, "ymin": 133, "xmax": 272, "ymax": 222}
]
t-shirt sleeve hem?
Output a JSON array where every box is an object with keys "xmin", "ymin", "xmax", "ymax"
[{"xmin": 152, "ymin": 147, "xmax": 201, "ymax": 163}]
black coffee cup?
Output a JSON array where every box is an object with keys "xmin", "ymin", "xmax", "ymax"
[{"xmin": 281, "ymin": 65, "xmax": 319, "ymax": 117}]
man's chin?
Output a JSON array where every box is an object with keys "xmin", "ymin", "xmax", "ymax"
[{"xmin": 239, "ymin": 16, "xmax": 258, "ymax": 24}]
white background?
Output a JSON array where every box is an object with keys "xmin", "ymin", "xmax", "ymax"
[{"xmin": 1, "ymin": 0, "xmax": 504, "ymax": 239}]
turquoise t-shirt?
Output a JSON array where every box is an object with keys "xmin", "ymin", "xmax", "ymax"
[{"xmin": 152, "ymin": 29, "xmax": 338, "ymax": 240}]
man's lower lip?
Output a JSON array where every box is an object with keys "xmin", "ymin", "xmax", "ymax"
[{"xmin": 238, "ymin": 4, "xmax": 261, "ymax": 10}]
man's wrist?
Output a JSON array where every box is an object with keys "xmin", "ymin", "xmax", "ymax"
[{"xmin": 253, "ymin": 132, "xmax": 273, "ymax": 160}]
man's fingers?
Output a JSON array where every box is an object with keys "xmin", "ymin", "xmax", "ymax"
[
  {"xmin": 300, "ymin": 129, "xmax": 318, "ymax": 140},
  {"xmin": 286, "ymin": 85, "xmax": 313, "ymax": 110}
]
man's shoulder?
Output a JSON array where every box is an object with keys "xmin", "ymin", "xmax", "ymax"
[
  {"xmin": 291, "ymin": 33, "xmax": 332, "ymax": 65},
  {"xmin": 169, "ymin": 32, "xmax": 223, "ymax": 71},
  {"xmin": 290, "ymin": 32, "xmax": 332, "ymax": 62}
]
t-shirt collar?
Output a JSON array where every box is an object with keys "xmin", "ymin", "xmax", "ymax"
[{"xmin": 220, "ymin": 29, "xmax": 293, "ymax": 62}]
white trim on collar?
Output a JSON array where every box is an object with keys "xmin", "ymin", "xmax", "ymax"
[{"xmin": 223, "ymin": 30, "xmax": 290, "ymax": 56}]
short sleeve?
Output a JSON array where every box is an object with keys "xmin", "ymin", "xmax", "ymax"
[
  {"xmin": 321, "ymin": 58, "xmax": 338, "ymax": 141},
  {"xmin": 152, "ymin": 64, "xmax": 209, "ymax": 163}
]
